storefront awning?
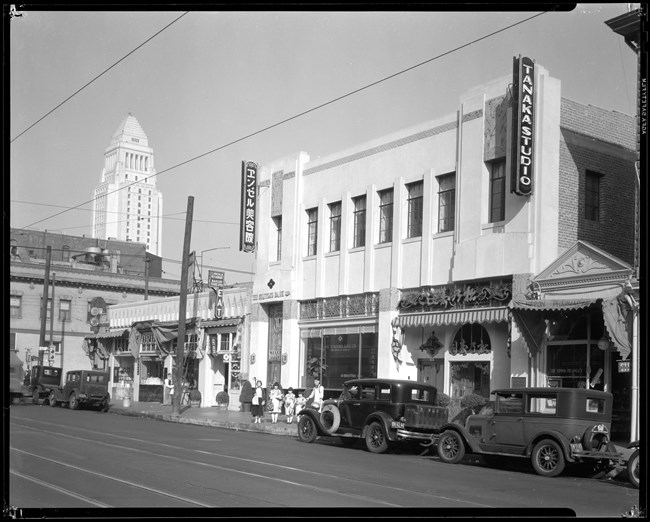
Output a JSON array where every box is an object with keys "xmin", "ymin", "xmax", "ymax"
[
  {"xmin": 509, "ymin": 296, "xmax": 598, "ymax": 311},
  {"xmin": 87, "ymin": 329, "xmax": 129, "ymax": 340},
  {"xmin": 203, "ymin": 317, "xmax": 242, "ymax": 334},
  {"xmin": 391, "ymin": 307, "xmax": 509, "ymax": 328}
]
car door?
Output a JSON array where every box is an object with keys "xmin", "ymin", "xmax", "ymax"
[
  {"xmin": 347, "ymin": 383, "xmax": 377, "ymax": 428},
  {"xmin": 493, "ymin": 392, "xmax": 526, "ymax": 448}
]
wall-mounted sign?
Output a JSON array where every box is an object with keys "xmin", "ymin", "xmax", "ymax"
[
  {"xmin": 618, "ymin": 360, "xmax": 631, "ymax": 373},
  {"xmin": 239, "ymin": 161, "xmax": 258, "ymax": 253},
  {"xmin": 215, "ymin": 287, "xmax": 224, "ymax": 319},
  {"xmin": 511, "ymin": 55, "xmax": 535, "ymax": 197},
  {"xmin": 209, "ymin": 270, "xmax": 225, "ymax": 288},
  {"xmin": 252, "ymin": 290, "xmax": 291, "ymax": 303}
]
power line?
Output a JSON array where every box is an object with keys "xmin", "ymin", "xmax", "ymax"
[
  {"xmin": 10, "ymin": 12, "xmax": 190, "ymax": 143},
  {"xmin": 14, "ymin": 11, "xmax": 546, "ymax": 232}
]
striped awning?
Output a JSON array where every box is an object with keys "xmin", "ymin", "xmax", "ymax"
[
  {"xmin": 86, "ymin": 329, "xmax": 129, "ymax": 340},
  {"xmin": 202, "ymin": 318, "xmax": 241, "ymax": 328},
  {"xmin": 392, "ymin": 307, "xmax": 509, "ymax": 328},
  {"xmin": 509, "ymin": 296, "xmax": 598, "ymax": 311}
]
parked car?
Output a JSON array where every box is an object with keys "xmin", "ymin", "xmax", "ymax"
[
  {"xmin": 29, "ymin": 365, "xmax": 63, "ymax": 405},
  {"xmin": 627, "ymin": 440, "xmax": 639, "ymax": 489},
  {"xmin": 9, "ymin": 350, "xmax": 30, "ymax": 404},
  {"xmin": 296, "ymin": 378, "xmax": 448, "ymax": 454},
  {"xmin": 436, "ymin": 387, "xmax": 625, "ymax": 479},
  {"xmin": 49, "ymin": 370, "xmax": 111, "ymax": 411}
]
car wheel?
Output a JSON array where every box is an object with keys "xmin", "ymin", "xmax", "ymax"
[
  {"xmin": 32, "ymin": 389, "xmax": 41, "ymax": 406},
  {"xmin": 320, "ymin": 404, "xmax": 341, "ymax": 434},
  {"xmin": 627, "ymin": 449, "xmax": 639, "ymax": 489},
  {"xmin": 48, "ymin": 392, "xmax": 57, "ymax": 407},
  {"xmin": 298, "ymin": 416, "xmax": 318, "ymax": 443},
  {"xmin": 69, "ymin": 392, "xmax": 79, "ymax": 410},
  {"xmin": 531, "ymin": 439, "xmax": 565, "ymax": 477},
  {"xmin": 365, "ymin": 422, "xmax": 389, "ymax": 454},
  {"xmin": 437, "ymin": 430, "xmax": 466, "ymax": 464}
]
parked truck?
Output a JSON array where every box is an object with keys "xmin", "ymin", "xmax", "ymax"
[
  {"xmin": 49, "ymin": 369, "xmax": 111, "ymax": 411},
  {"xmin": 29, "ymin": 365, "xmax": 63, "ymax": 405}
]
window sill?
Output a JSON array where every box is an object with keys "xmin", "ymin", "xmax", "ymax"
[
  {"xmin": 325, "ymin": 251, "xmax": 340, "ymax": 258},
  {"xmin": 374, "ymin": 242, "xmax": 392, "ymax": 250},
  {"xmin": 403, "ymin": 236, "xmax": 422, "ymax": 245},
  {"xmin": 349, "ymin": 246, "xmax": 365, "ymax": 253},
  {"xmin": 432, "ymin": 230, "xmax": 454, "ymax": 239},
  {"xmin": 482, "ymin": 221, "xmax": 505, "ymax": 233}
]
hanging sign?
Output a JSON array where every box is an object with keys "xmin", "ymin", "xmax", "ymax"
[
  {"xmin": 618, "ymin": 360, "xmax": 631, "ymax": 373},
  {"xmin": 511, "ymin": 55, "xmax": 535, "ymax": 196},
  {"xmin": 239, "ymin": 161, "xmax": 258, "ymax": 253}
]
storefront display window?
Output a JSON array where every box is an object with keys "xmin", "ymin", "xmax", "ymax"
[
  {"xmin": 450, "ymin": 361, "xmax": 490, "ymax": 399},
  {"xmin": 546, "ymin": 342, "xmax": 605, "ymax": 390}
]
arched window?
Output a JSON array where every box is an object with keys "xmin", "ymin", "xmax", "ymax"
[{"xmin": 450, "ymin": 324, "xmax": 491, "ymax": 355}]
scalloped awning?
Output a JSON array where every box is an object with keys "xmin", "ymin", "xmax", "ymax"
[{"xmin": 391, "ymin": 306, "xmax": 509, "ymax": 328}]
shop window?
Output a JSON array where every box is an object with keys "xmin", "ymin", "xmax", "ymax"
[
  {"xmin": 329, "ymin": 201, "xmax": 341, "ymax": 252},
  {"xmin": 451, "ymin": 361, "xmax": 490, "ymax": 399},
  {"xmin": 437, "ymin": 173, "xmax": 456, "ymax": 233},
  {"xmin": 546, "ymin": 343, "xmax": 605, "ymax": 390},
  {"xmin": 306, "ymin": 207, "xmax": 318, "ymax": 256},
  {"xmin": 489, "ymin": 159, "xmax": 506, "ymax": 222},
  {"xmin": 352, "ymin": 195, "xmax": 366, "ymax": 248},
  {"xmin": 406, "ymin": 181, "xmax": 423, "ymax": 238},
  {"xmin": 378, "ymin": 188, "xmax": 393, "ymax": 244}
]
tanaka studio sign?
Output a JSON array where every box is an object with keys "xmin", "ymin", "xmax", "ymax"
[{"xmin": 512, "ymin": 56, "xmax": 535, "ymax": 196}]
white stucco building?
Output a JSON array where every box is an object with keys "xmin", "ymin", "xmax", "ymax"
[{"xmin": 92, "ymin": 114, "xmax": 163, "ymax": 257}]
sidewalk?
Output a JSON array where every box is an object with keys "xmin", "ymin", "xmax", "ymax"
[{"xmin": 108, "ymin": 400, "xmax": 299, "ymax": 437}]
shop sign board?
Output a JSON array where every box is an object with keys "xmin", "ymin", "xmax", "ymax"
[
  {"xmin": 618, "ymin": 360, "xmax": 631, "ymax": 373},
  {"xmin": 239, "ymin": 161, "xmax": 258, "ymax": 253},
  {"xmin": 511, "ymin": 55, "xmax": 535, "ymax": 196}
]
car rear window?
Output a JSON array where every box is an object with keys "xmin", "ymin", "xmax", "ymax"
[
  {"xmin": 586, "ymin": 398, "xmax": 606, "ymax": 413},
  {"xmin": 87, "ymin": 374, "xmax": 106, "ymax": 384}
]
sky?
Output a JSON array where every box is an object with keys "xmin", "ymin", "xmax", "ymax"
[{"xmin": 9, "ymin": 4, "xmax": 640, "ymax": 284}]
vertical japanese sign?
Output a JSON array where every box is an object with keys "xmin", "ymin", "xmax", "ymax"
[
  {"xmin": 511, "ymin": 56, "xmax": 535, "ymax": 196},
  {"xmin": 239, "ymin": 161, "xmax": 258, "ymax": 252}
]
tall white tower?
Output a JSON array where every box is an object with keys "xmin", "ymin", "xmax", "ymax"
[{"xmin": 92, "ymin": 114, "xmax": 163, "ymax": 257}]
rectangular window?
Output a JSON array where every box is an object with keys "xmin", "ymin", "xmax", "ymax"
[
  {"xmin": 489, "ymin": 160, "xmax": 506, "ymax": 223},
  {"xmin": 272, "ymin": 216, "xmax": 282, "ymax": 261},
  {"xmin": 40, "ymin": 297, "xmax": 52, "ymax": 320},
  {"xmin": 220, "ymin": 332, "xmax": 233, "ymax": 351},
  {"xmin": 378, "ymin": 188, "xmax": 394, "ymax": 244},
  {"xmin": 306, "ymin": 207, "xmax": 318, "ymax": 256},
  {"xmin": 352, "ymin": 195, "xmax": 366, "ymax": 248},
  {"xmin": 59, "ymin": 299, "xmax": 72, "ymax": 322},
  {"xmin": 585, "ymin": 171, "xmax": 601, "ymax": 221},
  {"xmin": 10, "ymin": 295, "xmax": 21, "ymax": 318},
  {"xmin": 437, "ymin": 173, "xmax": 456, "ymax": 233},
  {"xmin": 407, "ymin": 181, "xmax": 423, "ymax": 238},
  {"xmin": 329, "ymin": 202, "xmax": 341, "ymax": 252}
]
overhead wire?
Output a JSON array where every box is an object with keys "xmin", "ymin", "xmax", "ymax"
[{"xmin": 13, "ymin": 11, "xmax": 548, "ymax": 233}]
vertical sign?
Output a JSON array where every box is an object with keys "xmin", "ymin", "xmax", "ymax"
[
  {"xmin": 239, "ymin": 161, "xmax": 258, "ymax": 252},
  {"xmin": 215, "ymin": 287, "xmax": 224, "ymax": 319},
  {"xmin": 511, "ymin": 56, "xmax": 535, "ymax": 196}
]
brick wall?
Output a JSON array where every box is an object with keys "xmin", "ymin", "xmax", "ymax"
[{"xmin": 558, "ymin": 98, "xmax": 636, "ymax": 264}]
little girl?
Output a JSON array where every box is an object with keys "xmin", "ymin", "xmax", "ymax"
[
  {"xmin": 295, "ymin": 392, "xmax": 307, "ymax": 422},
  {"xmin": 269, "ymin": 382, "xmax": 284, "ymax": 424},
  {"xmin": 283, "ymin": 387, "xmax": 296, "ymax": 424}
]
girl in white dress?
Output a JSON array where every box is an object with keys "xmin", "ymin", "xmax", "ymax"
[{"xmin": 269, "ymin": 382, "xmax": 284, "ymax": 424}]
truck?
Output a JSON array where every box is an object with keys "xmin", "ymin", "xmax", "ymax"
[
  {"xmin": 9, "ymin": 350, "xmax": 30, "ymax": 404},
  {"xmin": 29, "ymin": 365, "xmax": 63, "ymax": 405},
  {"xmin": 48, "ymin": 369, "xmax": 111, "ymax": 412}
]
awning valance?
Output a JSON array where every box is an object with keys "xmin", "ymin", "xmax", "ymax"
[
  {"xmin": 391, "ymin": 307, "xmax": 509, "ymax": 328},
  {"xmin": 509, "ymin": 296, "xmax": 598, "ymax": 311},
  {"xmin": 87, "ymin": 329, "xmax": 129, "ymax": 340},
  {"xmin": 202, "ymin": 318, "xmax": 242, "ymax": 330}
]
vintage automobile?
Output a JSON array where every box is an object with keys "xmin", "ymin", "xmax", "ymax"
[
  {"xmin": 436, "ymin": 387, "xmax": 625, "ymax": 478},
  {"xmin": 296, "ymin": 378, "xmax": 448, "ymax": 454},
  {"xmin": 9, "ymin": 350, "xmax": 30, "ymax": 404},
  {"xmin": 627, "ymin": 440, "xmax": 639, "ymax": 489},
  {"xmin": 29, "ymin": 365, "xmax": 63, "ymax": 405},
  {"xmin": 49, "ymin": 369, "xmax": 111, "ymax": 411}
]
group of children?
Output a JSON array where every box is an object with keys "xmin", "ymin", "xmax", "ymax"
[{"xmin": 263, "ymin": 383, "xmax": 308, "ymax": 424}]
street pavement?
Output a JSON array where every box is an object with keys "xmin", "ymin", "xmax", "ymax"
[{"xmin": 108, "ymin": 399, "xmax": 299, "ymax": 437}]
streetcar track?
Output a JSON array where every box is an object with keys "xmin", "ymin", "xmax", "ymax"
[
  {"xmin": 12, "ymin": 417, "xmax": 494, "ymax": 508},
  {"xmin": 10, "ymin": 469, "xmax": 111, "ymax": 508}
]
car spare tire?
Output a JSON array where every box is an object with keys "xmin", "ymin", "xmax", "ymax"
[{"xmin": 320, "ymin": 403, "xmax": 341, "ymax": 434}]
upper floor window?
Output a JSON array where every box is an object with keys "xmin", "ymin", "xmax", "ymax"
[
  {"xmin": 272, "ymin": 216, "xmax": 282, "ymax": 262},
  {"xmin": 329, "ymin": 202, "xmax": 342, "ymax": 253},
  {"xmin": 306, "ymin": 207, "xmax": 318, "ymax": 256},
  {"xmin": 406, "ymin": 181, "xmax": 423, "ymax": 238},
  {"xmin": 10, "ymin": 295, "xmax": 21, "ymax": 318},
  {"xmin": 585, "ymin": 170, "xmax": 602, "ymax": 221},
  {"xmin": 437, "ymin": 173, "xmax": 456, "ymax": 233},
  {"xmin": 489, "ymin": 160, "xmax": 506, "ymax": 223},
  {"xmin": 352, "ymin": 195, "xmax": 366, "ymax": 248},
  {"xmin": 59, "ymin": 299, "xmax": 72, "ymax": 322},
  {"xmin": 378, "ymin": 188, "xmax": 394, "ymax": 244},
  {"xmin": 40, "ymin": 297, "xmax": 52, "ymax": 320},
  {"xmin": 62, "ymin": 245, "xmax": 70, "ymax": 262}
]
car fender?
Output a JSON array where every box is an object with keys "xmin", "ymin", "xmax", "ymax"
[
  {"xmin": 361, "ymin": 411, "xmax": 400, "ymax": 441},
  {"xmin": 438, "ymin": 422, "xmax": 483, "ymax": 453},
  {"xmin": 526, "ymin": 430, "xmax": 574, "ymax": 462},
  {"xmin": 297, "ymin": 408, "xmax": 328, "ymax": 436}
]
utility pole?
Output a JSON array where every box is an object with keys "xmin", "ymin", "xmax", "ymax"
[
  {"xmin": 38, "ymin": 246, "xmax": 52, "ymax": 367},
  {"xmin": 144, "ymin": 255, "xmax": 150, "ymax": 300},
  {"xmin": 49, "ymin": 273, "xmax": 56, "ymax": 366},
  {"xmin": 172, "ymin": 196, "xmax": 194, "ymax": 415}
]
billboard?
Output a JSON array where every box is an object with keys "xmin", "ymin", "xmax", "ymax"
[
  {"xmin": 239, "ymin": 161, "xmax": 258, "ymax": 253},
  {"xmin": 511, "ymin": 55, "xmax": 535, "ymax": 196}
]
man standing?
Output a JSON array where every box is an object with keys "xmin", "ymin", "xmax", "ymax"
[{"xmin": 163, "ymin": 374, "xmax": 174, "ymax": 405}]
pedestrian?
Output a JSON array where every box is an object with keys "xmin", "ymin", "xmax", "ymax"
[
  {"xmin": 251, "ymin": 380, "xmax": 265, "ymax": 423},
  {"xmin": 269, "ymin": 382, "xmax": 284, "ymax": 424},
  {"xmin": 163, "ymin": 375, "xmax": 174, "ymax": 406},
  {"xmin": 307, "ymin": 378, "xmax": 325, "ymax": 412},
  {"xmin": 295, "ymin": 391, "xmax": 307, "ymax": 421},
  {"xmin": 283, "ymin": 387, "xmax": 296, "ymax": 424}
]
